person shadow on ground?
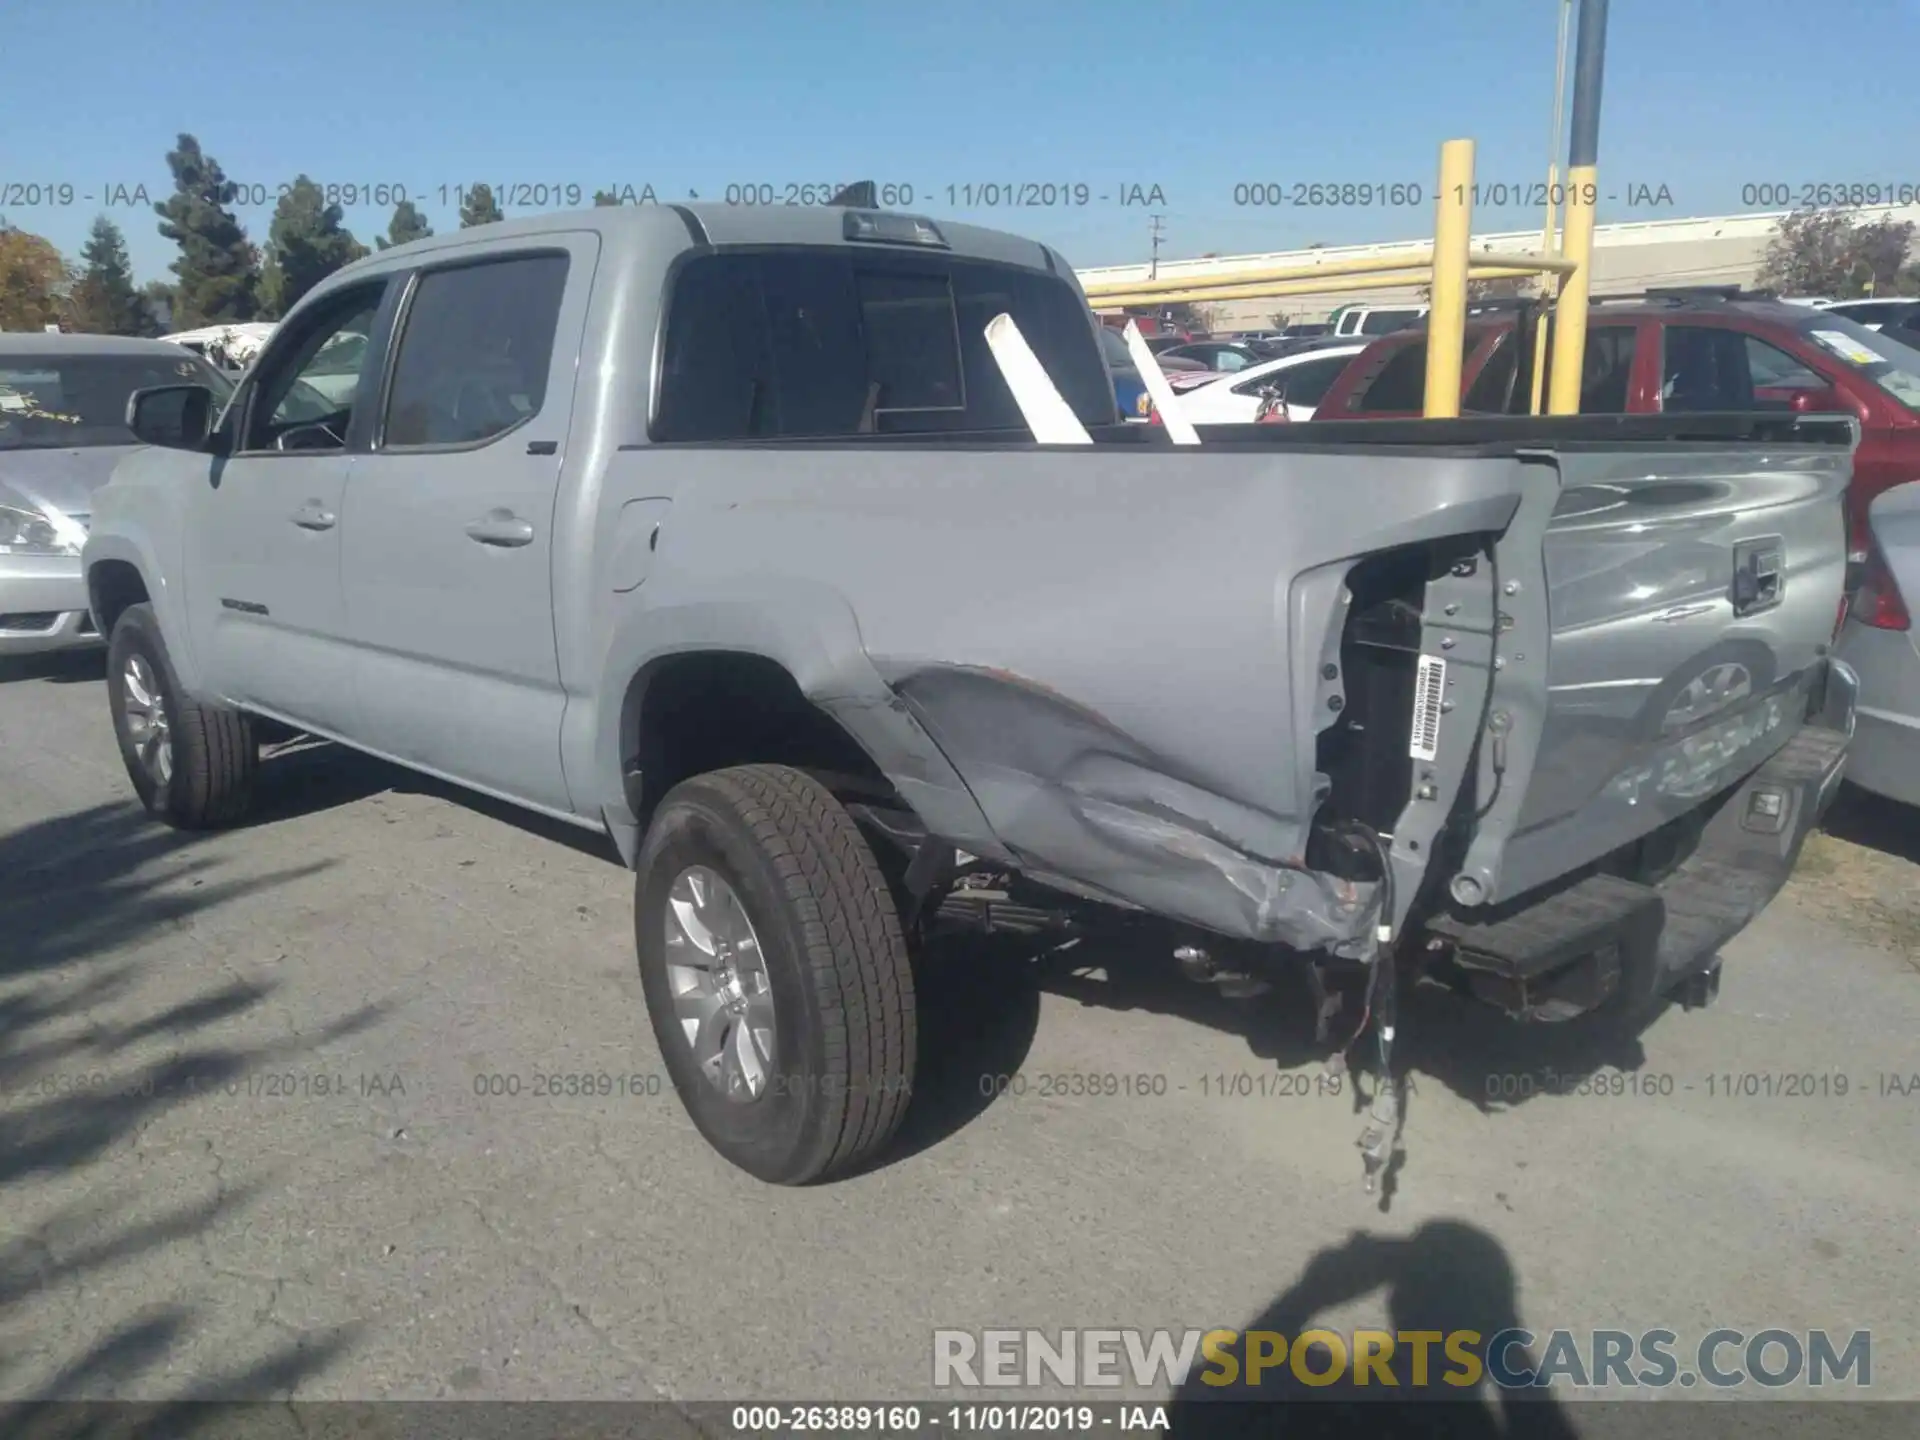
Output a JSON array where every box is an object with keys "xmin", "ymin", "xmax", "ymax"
[{"xmin": 1167, "ymin": 1220, "xmax": 1583, "ymax": 1440}]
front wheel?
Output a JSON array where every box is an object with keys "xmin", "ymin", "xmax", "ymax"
[
  {"xmin": 106, "ymin": 603, "xmax": 256, "ymax": 828},
  {"xmin": 635, "ymin": 764, "xmax": 916, "ymax": 1184}
]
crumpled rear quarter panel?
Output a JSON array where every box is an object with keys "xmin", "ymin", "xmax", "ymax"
[{"xmin": 636, "ymin": 445, "xmax": 1529, "ymax": 946}]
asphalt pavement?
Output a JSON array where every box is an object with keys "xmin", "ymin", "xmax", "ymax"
[{"xmin": 2, "ymin": 647, "xmax": 1917, "ymax": 1419}]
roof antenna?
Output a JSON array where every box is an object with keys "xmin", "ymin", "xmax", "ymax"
[{"xmin": 827, "ymin": 181, "xmax": 878, "ymax": 208}]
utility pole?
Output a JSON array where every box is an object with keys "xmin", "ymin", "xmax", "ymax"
[
  {"xmin": 1148, "ymin": 214, "xmax": 1165, "ymax": 280},
  {"xmin": 1546, "ymin": 0, "xmax": 1608, "ymax": 415}
]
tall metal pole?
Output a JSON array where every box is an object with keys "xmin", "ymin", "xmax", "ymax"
[
  {"xmin": 1531, "ymin": 0, "xmax": 1575, "ymax": 414},
  {"xmin": 1546, "ymin": 0, "xmax": 1608, "ymax": 415},
  {"xmin": 1424, "ymin": 139, "xmax": 1476, "ymax": 419}
]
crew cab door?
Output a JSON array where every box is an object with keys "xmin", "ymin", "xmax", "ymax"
[
  {"xmin": 338, "ymin": 237, "xmax": 595, "ymax": 814},
  {"xmin": 185, "ymin": 277, "xmax": 395, "ymax": 732}
]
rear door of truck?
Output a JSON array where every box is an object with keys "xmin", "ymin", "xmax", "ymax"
[{"xmin": 338, "ymin": 235, "xmax": 597, "ymax": 814}]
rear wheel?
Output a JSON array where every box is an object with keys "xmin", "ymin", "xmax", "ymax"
[
  {"xmin": 635, "ymin": 764, "xmax": 916, "ymax": 1184},
  {"xmin": 107, "ymin": 603, "xmax": 256, "ymax": 828}
]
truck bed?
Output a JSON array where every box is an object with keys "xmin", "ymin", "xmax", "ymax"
[{"xmin": 607, "ymin": 411, "xmax": 1857, "ymax": 960}]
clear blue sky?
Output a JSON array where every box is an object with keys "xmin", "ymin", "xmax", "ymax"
[{"xmin": 5, "ymin": 0, "xmax": 1917, "ymax": 285}]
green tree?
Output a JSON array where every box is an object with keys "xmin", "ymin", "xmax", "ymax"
[
  {"xmin": 260, "ymin": 175, "xmax": 369, "ymax": 316},
  {"xmin": 376, "ymin": 199, "xmax": 433, "ymax": 250},
  {"xmin": 0, "ymin": 220, "xmax": 72, "ymax": 331},
  {"xmin": 68, "ymin": 215, "xmax": 154, "ymax": 335},
  {"xmin": 458, "ymin": 183, "xmax": 504, "ymax": 228},
  {"xmin": 141, "ymin": 280, "xmax": 176, "ymax": 331},
  {"xmin": 154, "ymin": 133, "xmax": 261, "ymax": 326},
  {"xmin": 1758, "ymin": 207, "xmax": 1917, "ymax": 297},
  {"xmin": 593, "ymin": 189, "xmax": 621, "ymax": 207}
]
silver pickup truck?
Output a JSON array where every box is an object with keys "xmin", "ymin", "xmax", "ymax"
[{"xmin": 84, "ymin": 202, "xmax": 1858, "ymax": 1188}]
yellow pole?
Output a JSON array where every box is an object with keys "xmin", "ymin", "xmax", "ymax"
[
  {"xmin": 1083, "ymin": 261, "xmax": 1561, "ymax": 311},
  {"xmin": 1424, "ymin": 139, "xmax": 1475, "ymax": 419},
  {"xmin": 1078, "ymin": 246, "xmax": 1570, "ymax": 299},
  {"xmin": 1545, "ymin": 175, "xmax": 1597, "ymax": 414},
  {"xmin": 1547, "ymin": 0, "xmax": 1608, "ymax": 415}
]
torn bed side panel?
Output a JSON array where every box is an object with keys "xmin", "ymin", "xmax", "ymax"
[{"xmin": 883, "ymin": 663, "xmax": 1378, "ymax": 951}]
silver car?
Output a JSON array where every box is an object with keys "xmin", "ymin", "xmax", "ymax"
[
  {"xmin": 1, "ymin": 334, "xmax": 233, "ymax": 657},
  {"xmin": 1836, "ymin": 479, "xmax": 1920, "ymax": 806}
]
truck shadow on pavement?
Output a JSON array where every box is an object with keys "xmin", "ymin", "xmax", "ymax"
[
  {"xmin": 1820, "ymin": 782, "xmax": 1920, "ymax": 866},
  {"xmin": 937, "ymin": 929, "xmax": 1668, "ymax": 1209},
  {"xmin": 1165, "ymin": 1219, "xmax": 1580, "ymax": 1439},
  {"xmin": 0, "ymin": 800, "xmax": 382, "ymax": 1410},
  {"xmin": 245, "ymin": 738, "xmax": 625, "ymax": 864},
  {"xmin": 1022, "ymin": 931, "xmax": 1655, "ymax": 1110},
  {"xmin": 884, "ymin": 935, "xmax": 1045, "ymax": 1167},
  {"xmin": 0, "ymin": 651, "xmax": 108, "ymax": 688}
]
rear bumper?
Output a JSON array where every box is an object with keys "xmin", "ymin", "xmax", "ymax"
[
  {"xmin": 0, "ymin": 556, "xmax": 100, "ymax": 656},
  {"xmin": 1432, "ymin": 658, "xmax": 1857, "ymax": 1020}
]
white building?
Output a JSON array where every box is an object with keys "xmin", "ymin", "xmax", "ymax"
[{"xmin": 1075, "ymin": 205, "xmax": 1920, "ymax": 329}]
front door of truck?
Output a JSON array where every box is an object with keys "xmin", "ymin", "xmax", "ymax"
[
  {"xmin": 186, "ymin": 280, "xmax": 393, "ymax": 733},
  {"xmin": 338, "ymin": 237, "xmax": 595, "ymax": 815}
]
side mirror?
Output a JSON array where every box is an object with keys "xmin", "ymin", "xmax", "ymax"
[
  {"xmin": 1789, "ymin": 386, "xmax": 1846, "ymax": 414},
  {"xmin": 127, "ymin": 384, "xmax": 218, "ymax": 451}
]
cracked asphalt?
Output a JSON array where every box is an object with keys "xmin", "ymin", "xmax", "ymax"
[{"xmin": 2, "ymin": 647, "xmax": 1918, "ymax": 1415}]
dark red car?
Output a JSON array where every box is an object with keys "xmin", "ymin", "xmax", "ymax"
[{"xmin": 1309, "ymin": 289, "xmax": 1920, "ymax": 559}]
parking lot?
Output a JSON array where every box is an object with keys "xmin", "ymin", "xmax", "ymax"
[{"xmin": 3, "ymin": 647, "xmax": 1918, "ymax": 1413}]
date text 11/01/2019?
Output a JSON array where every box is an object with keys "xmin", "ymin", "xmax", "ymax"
[
  {"xmin": 1230, "ymin": 180, "xmax": 1678, "ymax": 209},
  {"xmin": 0, "ymin": 181, "xmax": 1170, "ymax": 211}
]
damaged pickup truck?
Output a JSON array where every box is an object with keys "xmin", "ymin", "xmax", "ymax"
[{"xmin": 83, "ymin": 200, "xmax": 1858, "ymax": 1189}]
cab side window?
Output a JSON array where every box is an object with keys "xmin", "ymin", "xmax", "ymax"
[
  {"xmin": 1660, "ymin": 326, "xmax": 1824, "ymax": 412},
  {"xmin": 380, "ymin": 253, "xmax": 569, "ymax": 449},
  {"xmin": 241, "ymin": 284, "xmax": 387, "ymax": 452},
  {"xmin": 1354, "ymin": 342, "xmax": 1428, "ymax": 411}
]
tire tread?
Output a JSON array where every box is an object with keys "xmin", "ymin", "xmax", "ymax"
[
  {"xmin": 108, "ymin": 603, "xmax": 255, "ymax": 829},
  {"xmin": 696, "ymin": 763, "xmax": 915, "ymax": 1179}
]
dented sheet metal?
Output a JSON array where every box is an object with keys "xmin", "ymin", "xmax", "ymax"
[{"xmin": 886, "ymin": 664, "xmax": 1377, "ymax": 952}]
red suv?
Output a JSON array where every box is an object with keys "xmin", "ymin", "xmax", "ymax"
[{"xmin": 1310, "ymin": 289, "xmax": 1920, "ymax": 558}]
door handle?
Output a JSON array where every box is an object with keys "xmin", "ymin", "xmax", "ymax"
[
  {"xmin": 465, "ymin": 509, "xmax": 535, "ymax": 548},
  {"xmin": 291, "ymin": 501, "xmax": 336, "ymax": 531}
]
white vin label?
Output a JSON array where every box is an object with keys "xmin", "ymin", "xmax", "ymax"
[{"xmin": 1409, "ymin": 655, "xmax": 1447, "ymax": 762}]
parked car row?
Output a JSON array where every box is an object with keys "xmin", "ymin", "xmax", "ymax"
[
  {"xmin": 1130, "ymin": 286, "xmax": 1920, "ymax": 553},
  {"xmin": 2, "ymin": 335, "xmax": 237, "ymax": 656}
]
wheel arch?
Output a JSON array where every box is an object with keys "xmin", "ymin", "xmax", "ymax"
[
  {"xmin": 589, "ymin": 594, "xmax": 1004, "ymax": 868},
  {"xmin": 83, "ymin": 531, "xmax": 206, "ymax": 696}
]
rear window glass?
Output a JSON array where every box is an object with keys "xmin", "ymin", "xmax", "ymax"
[
  {"xmin": 1236, "ymin": 351, "xmax": 1353, "ymax": 407},
  {"xmin": 1360, "ymin": 308, "xmax": 1425, "ymax": 335},
  {"xmin": 0, "ymin": 351, "xmax": 233, "ymax": 450},
  {"xmin": 1355, "ymin": 343, "xmax": 1428, "ymax": 411},
  {"xmin": 654, "ymin": 249, "xmax": 1115, "ymax": 438},
  {"xmin": 1462, "ymin": 335, "xmax": 1518, "ymax": 412}
]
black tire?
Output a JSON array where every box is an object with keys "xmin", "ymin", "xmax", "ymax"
[
  {"xmin": 635, "ymin": 764, "xmax": 916, "ymax": 1184},
  {"xmin": 106, "ymin": 602, "xmax": 256, "ymax": 829}
]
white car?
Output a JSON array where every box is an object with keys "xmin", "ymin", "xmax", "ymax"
[
  {"xmin": 1164, "ymin": 342, "xmax": 1369, "ymax": 424},
  {"xmin": 1329, "ymin": 304, "xmax": 1428, "ymax": 338},
  {"xmin": 1822, "ymin": 299, "xmax": 1920, "ymax": 334},
  {"xmin": 161, "ymin": 322, "xmax": 278, "ymax": 372}
]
